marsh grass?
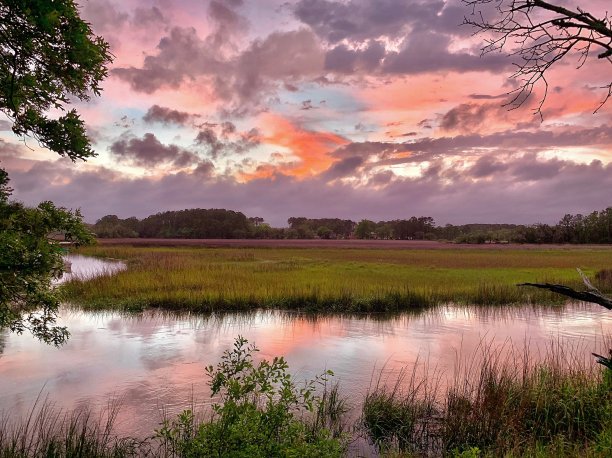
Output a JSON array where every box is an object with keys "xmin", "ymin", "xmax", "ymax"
[
  {"xmin": 0, "ymin": 395, "xmax": 146, "ymax": 457},
  {"xmin": 362, "ymin": 337, "xmax": 612, "ymax": 457},
  {"xmin": 61, "ymin": 246, "xmax": 612, "ymax": 313}
]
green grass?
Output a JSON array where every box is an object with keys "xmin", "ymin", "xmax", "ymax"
[{"xmin": 61, "ymin": 245, "xmax": 612, "ymax": 312}]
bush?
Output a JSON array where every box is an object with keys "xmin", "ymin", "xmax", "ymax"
[{"xmin": 157, "ymin": 336, "xmax": 344, "ymax": 457}]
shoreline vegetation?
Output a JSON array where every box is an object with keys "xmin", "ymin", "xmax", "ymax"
[
  {"xmin": 1, "ymin": 336, "xmax": 610, "ymax": 457},
  {"xmin": 61, "ymin": 245, "xmax": 612, "ymax": 313}
]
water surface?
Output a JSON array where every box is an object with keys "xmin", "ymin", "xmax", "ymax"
[
  {"xmin": 54, "ymin": 254, "xmax": 126, "ymax": 284},
  {"xmin": 1, "ymin": 303, "xmax": 610, "ymax": 437}
]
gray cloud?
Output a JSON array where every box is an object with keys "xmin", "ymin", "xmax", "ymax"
[
  {"xmin": 221, "ymin": 28, "xmax": 324, "ymax": 107},
  {"xmin": 294, "ymin": 0, "xmax": 434, "ymax": 43},
  {"xmin": 112, "ymin": 0, "xmax": 509, "ymax": 111},
  {"xmin": 113, "ymin": 23, "xmax": 323, "ymax": 112},
  {"xmin": 110, "ymin": 133, "xmax": 201, "ymax": 167},
  {"xmin": 440, "ymin": 103, "xmax": 505, "ymax": 132},
  {"xmin": 381, "ymin": 31, "xmax": 508, "ymax": 75},
  {"xmin": 510, "ymin": 154, "xmax": 564, "ymax": 181},
  {"xmin": 324, "ymin": 40, "xmax": 385, "ymax": 73},
  {"xmin": 81, "ymin": 0, "xmax": 128, "ymax": 33},
  {"xmin": 469, "ymin": 155, "xmax": 509, "ymax": 178},
  {"xmin": 326, "ymin": 125, "xmax": 612, "ymax": 172},
  {"xmin": 143, "ymin": 105, "xmax": 194, "ymax": 125},
  {"xmin": 195, "ymin": 126, "xmax": 260, "ymax": 159},
  {"xmin": 296, "ymin": 0, "xmax": 509, "ymax": 77},
  {"xmin": 132, "ymin": 6, "xmax": 166, "ymax": 27},
  {"xmin": 322, "ymin": 156, "xmax": 364, "ymax": 180},
  {"xmin": 112, "ymin": 26, "xmax": 224, "ymax": 93}
]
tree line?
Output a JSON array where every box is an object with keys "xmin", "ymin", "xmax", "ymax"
[{"xmin": 92, "ymin": 207, "xmax": 612, "ymax": 244}]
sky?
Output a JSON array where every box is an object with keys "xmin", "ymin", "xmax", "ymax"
[{"xmin": 1, "ymin": 0, "xmax": 611, "ymax": 226}]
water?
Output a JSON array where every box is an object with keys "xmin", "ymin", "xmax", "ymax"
[
  {"xmin": 54, "ymin": 254, "xmax": 126, "ymax": 284},
  {"xmin": 1, "ymin": 303, "xmax": 610, "ymax": 437},
  {"xmin": 1, "ymin": 256, "xmax": 611, "ymax": 438}
]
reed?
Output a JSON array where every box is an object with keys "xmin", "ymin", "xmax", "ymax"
[
  {"xmin": 0, "ymin": 395, "xmax": 146, "ymax": 457},
  {"xmin": 361, "ymin": 337, "xmax": 612, "ymax": 457}
]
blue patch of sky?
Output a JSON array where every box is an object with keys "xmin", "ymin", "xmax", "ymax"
[{"xmin": 275, "ymin": 84, "xmax": 371, "ymax": 139}]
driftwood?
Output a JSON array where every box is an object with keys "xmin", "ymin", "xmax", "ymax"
[
  {"xmin": 518, "ymin": 269, "xmax": 612, "ymax": 368},
  {"xmin": 518, "ymin": 268, "xmax": 612, "ymax": 311}
]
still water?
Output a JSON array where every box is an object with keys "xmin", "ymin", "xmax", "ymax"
[
  {"xmin": 1, "ymin": 257, "xmax": 611, "ymax": 437},
  {"xmin": 54, "ymin": 254, "xmax": 126, "ymax": 284}
]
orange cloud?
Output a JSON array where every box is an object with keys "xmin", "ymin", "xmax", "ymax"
[{"xmin": 256, "ymin": 114, "xmax": 350, "ymax": 178}]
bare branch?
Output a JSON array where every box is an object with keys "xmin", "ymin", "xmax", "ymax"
[{"xmin": 463, "ymin": 0, "xmax": 612, "ymax": 114}]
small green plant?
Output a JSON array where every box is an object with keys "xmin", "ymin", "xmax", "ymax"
[{"xmin": 156, "ymin": 336, "xmax": 344, "ymax": 457}]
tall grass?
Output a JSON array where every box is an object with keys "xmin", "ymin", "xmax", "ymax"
[
  {"xmin": 61, "ymin": 246, "xmax": 612, "ymax": 313},
  {"xmin": 362, "ymin": 337, "xmax": 612, "ymax": 457},
  {"xmin": 0, "ymin": 395, "xmax": 145, "ymax": 457}
]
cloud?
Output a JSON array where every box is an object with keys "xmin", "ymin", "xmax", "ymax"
[
  {"xmin": 6, "ymin": 154, "xmax": 612, "ymax": 227},
  {"xmin": 131, "ymin": 6, "xmax": 166, "ymax": 27},
  {"xmin": 294, "ymin": 0, "xmax": 509, "ymax": 77},
  {"xmin": 222, "ymin": 28, "xmax": 324, "ymax": 108},
  {"xmin": 321, "ymin": 124, "xmax": 612, "ymax": 173},
  {"xmin": 258, "ymin": 115, "xmax": 349, "ymax": 177},
  {"xmin": 510, "ymin": 153, "xmax": 565, "ymax": 181},
  {"xmin": 294, "ymin": 0, "xmax": 427, "ymax": 43},
  {"xmin": 81, "ymin": 0, "xmax": 128, "ymax": 33},
  {"xmin": 381, "ymin": 31, "xmax": 508, "ymax": 75},
  {"xmin": 322, "ymin": 156, "xmax": 364, "ymax": 180},
  {"xmin": 195, "ymin": 126, "xmax": 260, "ymax": 159},
  {"xmin": 324, "ymin": 40, "xmax": 385, "ymax": 73},
  {"xmin": 109, "ymin": 133, "xmax": 201, "ymax": 167},
  {"xmin": 0, "ymin": 138, "xmax": 25, "ymax": 158},
  {"xmin": 440, "ymin": 102, "xmax": 505, "ymax": 132},
  {"xmin": 468, "ymin": 155, "xmax": 509, "ymax": 178},
  {"xmin": 112, "ymin": 26, "xmax": 224, "ymax": 93},
  {"xmin": 113, "ymin": 22, "xmax": 323, "ymax": 112},
  {"xmin": 143, "ymin": 105, "xmax": 195, "ymax": 125}
]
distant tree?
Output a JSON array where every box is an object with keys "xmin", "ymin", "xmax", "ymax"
[
  {"xmin": 375, "ymin": 223, "xmax": 393, "ymax": 240},
  {"xmin": 354, "ymin": 220, "xmax": 376, "ymax": 239},
  {"xmin": 463, "ymin": 0, "xmax": 612, "ymax": 115},
  {"xmin": 316, "ymin": 226, "xmax": 333, "ymax": 239},
  {"xmin": 0, "ymin": 1, "xmax": 112, "ymax": 344}
]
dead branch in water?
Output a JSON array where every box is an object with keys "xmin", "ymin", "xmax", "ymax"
[{"xmin": 517, "ymin": 268, "xmax": 612, "ymax": 310}]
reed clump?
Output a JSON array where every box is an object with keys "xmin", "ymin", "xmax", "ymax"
[
  {"xmin": 0, "ymin": 397, "xmax": 146, "ymax": 457},
  {"xmin": 361, "ymin": 339, "xmax": 612, "ymax": 457}
]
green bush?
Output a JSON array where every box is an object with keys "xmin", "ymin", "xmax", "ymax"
[{"xmin": 156, "ymin": 336, "xmax": 344, "ymax": 457}]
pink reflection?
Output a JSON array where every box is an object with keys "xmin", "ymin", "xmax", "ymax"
[{"xmin": 0, "ymin": 304, "xmax": 610, "ymax": 436}]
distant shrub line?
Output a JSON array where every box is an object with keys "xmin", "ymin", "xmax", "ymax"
[{"xmin": 91, "ymin": 207, "xmax": 612, "ymax": 244}]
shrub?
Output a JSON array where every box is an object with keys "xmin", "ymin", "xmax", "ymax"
[{"xmin": 156, "ymin": 336, "xmax": 344, "ymax": 457}]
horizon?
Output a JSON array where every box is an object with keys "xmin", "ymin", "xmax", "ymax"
[
  {"xmin": 1, "ymin": 0, "xmax": 611, "ymax": 227},
  {"xmin": 83, "ymin": 206, "xmax": 610, "ymax": 228}
]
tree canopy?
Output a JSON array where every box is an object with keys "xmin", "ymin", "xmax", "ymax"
[
  {"xmin": 0, "ymin": 1, "xmax": 111, "ymax": 344},
  {"xmin": 0, "ymin": 0, "xmax": 111, "ymax": 160}
]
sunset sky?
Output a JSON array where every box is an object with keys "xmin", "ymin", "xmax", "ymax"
[{"xmin": 1, "ymin": 0, "xmax": 611, "ymax": 226}]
